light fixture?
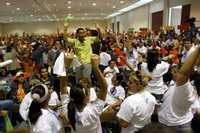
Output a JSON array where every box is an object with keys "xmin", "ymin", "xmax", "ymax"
[
  {"xmin": 107, "ymin": 0, "xmax": 153, "ymax": 18},
  {"xmin": 68, "ymin": 6, "xmax": 71, "ymax": 9},
  {"xmin": 68, "ymin": 13, "xmax": 72, "ymax": 16},
  {"xmin": 68, "ymin": 1, "xmax": 72, "ymax": 4},
  {"xmin": 30, "ymin": 14, "xmax": 34, "ymax": 17},
  {"xmin": 38, "ymin": 18, "xmax": 41, "ymax": 21},
  {"xmin": 84, "ymin": 13, "xmax": 88, "ymax": 16},
  {"xmin": 53, "ymin": 3, "xmax": 56, "ymax": 7},
  {"xmin": 16, "ymin": 8, "xmax": 20, "ymax": 11},
  {"xmin": 112, "ymin": 6, "xmax": 116, "ymax": 9},
  {"xmin": 92, "ymin": 3, "xmax": 96, "ymax": 6},
  {"xmin": 6, "ymin": 2, "xmax": 11, "ymax": 6},
  {"xmin": 120, "ymin": 0, "xmax": 125, "ymax": 4},
  {"xmin": 172, "ymin": 5, "xmax": 182, "ymax": 9}
]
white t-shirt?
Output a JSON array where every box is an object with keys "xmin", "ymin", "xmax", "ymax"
[
  {"xmin": 105, "ymin": 85, "xmax": 125, "ymax": 105},
  {"xmin": 48, "ymin": 91, "xmax": 61, "ymax": 106},
  {"xmin": 137, "ymin": 46, "xmax": 147, "ymax": 55},
  {"xmin": 117, "ymin": 91, "xmax": 156, "ymax": 133},
  {"xmin": 104, "ymin": 66, "xmax": 119, "ymax": 85},
  {"xmin": 70, "ymin": 99, "xmax": 105, "ymax": 133},
  {"xmin": 61, "ymin": 87, "xmax": 97, "ymax": 117},
  {"xmin": 158, "ymin": 81, "xmax": 197, "ymax": 126},
  {"xmin": 127, "ymin": 49, "xmax": 138, "ymax": 71},
  {"xmin": 20, "ymin": 92, "xmax": 33, "ymax": 121},
  {"xmin": 31, "ymin": 109, "xmax": 62, "ymax": 133},
  {"xmin": 100, "ymin": 52, "xmax": 111, "ymax": 66},
  {"xmin": 141, "ymin": 61, "xmax": 170, "ymax": 94}
]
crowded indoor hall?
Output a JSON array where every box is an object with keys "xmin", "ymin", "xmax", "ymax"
[{"xmin": 0, "ymin": 0, "xmax": 200, "ymax": 133}]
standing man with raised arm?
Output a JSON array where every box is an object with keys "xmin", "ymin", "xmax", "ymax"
[{"xmin": 63, "ymin": 23, "xmax": 102, "ymax": 83}]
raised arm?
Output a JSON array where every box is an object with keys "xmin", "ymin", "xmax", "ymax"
[
  {"xmin": 176, "ymin": 46, "xmax": 200, "ymax": 86},
  {"xmin": 95, "ymin": 23, "xmax": 103, "ymax": 40},
  {"xmin": 63, "ymin": 23, "xmax": 69, "ymax": 39},
  {"xmin": 91, "ymin": 54, "xmax": 107, "ymax": 101},
  {"xmin": 59, "ymin": 49, "xmax": 74, "ymax": 94}
]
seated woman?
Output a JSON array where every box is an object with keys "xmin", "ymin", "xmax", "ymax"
[
  {"xmin": 65, "ymin": 54, "xmax": 107, "ymax": 133},
  {"xmin": 105, "ymin": 73, "xmax": 125, "ymax": 109},
  {"xmin": 101, "ymin": 73, "xmax": 125, "ymax": 133},
  {"xmin": 117, "ymin": 72, "xmax": 156, "ymax": 133}
]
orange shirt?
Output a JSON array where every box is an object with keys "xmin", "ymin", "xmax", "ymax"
[
  {"xmin": 16, "ymin": 84, "xmax": 25, "ymax": 102},
  {"xmin": 169, "ymin": 49, "xmax": 179, "ymax": 64}
]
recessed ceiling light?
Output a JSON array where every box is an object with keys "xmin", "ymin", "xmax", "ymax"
[
  {"xmin": 6, "ymin": 2, "xmax": 11, "ymax": 6},
  {"xmin": 120, "ymin": 0, "xmax": 125, "ymax": 4},
  {"xmin": 30, "ymin": 14, "xmax": 34, "ymax": 17},
  {"xmin": 81, "ymin": 17, "xmax": 85, "ymax": 20},
  {"xmin": 68, "ymin": 6, "xmax": 71, "ymax": 9},
  {"xmin": 92, "ymin": 3, "xmax": 96, "ymax": 6},
  {"xmin": 38, "ymin": 18, "xmax": 41, "ymax": 21},
  {"xmin": 53, "ymin": 3, "xmax": 56, "ymax": 7},
  {"xmin": 68, "ymin": 1, "xmax": 72, "ymax": 4},
  {"xmin": 84, "ymin": 13, "xmax": 88, "ymax": 16},
  {"xmin": 16, "ymin": 8, "xmax": 20, "ymax": 11},
  {"xmin": 112, "ymin": 6, "xmax": 116, "ymax": 8}
]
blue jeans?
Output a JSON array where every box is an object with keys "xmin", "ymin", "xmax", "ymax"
[
  {"xmin": 0, "ymin": 100, "xmax": 13, "ymax": 119},
  {"xmin": 0, "ymin": 100, "xmax": 13, "ymax": 131}
]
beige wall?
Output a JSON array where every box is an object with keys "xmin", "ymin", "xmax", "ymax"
[
  {"xmin": 0, "ymin": 24, "xmax": 3, "ymax": 35},
  {"xmin": 108, "ymin": 0, "xmax": 165, "ymax": 32},
  {"xmin": 2, "ymin": 20, "xmax": 107, "ymax": 35},
  {"xmin": 169, "ymin": 0, "xmax": 191, "ymax": 7},
  {"xmin": 109, "ymin": 5, "xmax": 149, "ymax": 32},
  {"xmin": 190, "ymin": 0, "xmax": 200, "ymax": 27}
]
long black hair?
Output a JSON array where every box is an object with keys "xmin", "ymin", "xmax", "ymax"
[
  {"xmin": 147, "ymin": 49, "xmax": 160, "ymax": 72},
  {"xmin": 67, "ymin": 85, "xmax": 86, "ymax": 130},
  {"xmin": 28, "ymin": 85, "xmax": 46, "ymax": 124}
]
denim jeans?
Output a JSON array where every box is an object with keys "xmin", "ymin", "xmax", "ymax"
[
  {"xmin": 0, "ymin": 100, "xmax": 13, "ymax": 120},
  {"xmin": 0, "ymin": 100, "xmax": 14, "ymax": 131}
]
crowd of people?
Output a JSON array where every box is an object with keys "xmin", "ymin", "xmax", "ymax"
[{"xmin": 0, "ymin": 22, "xmax": 199, "ymax": 133}]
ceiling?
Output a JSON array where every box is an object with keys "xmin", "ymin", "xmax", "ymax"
[{"xmin": 0, "ymin": 0, "xmax": 139, "ymax": 23}]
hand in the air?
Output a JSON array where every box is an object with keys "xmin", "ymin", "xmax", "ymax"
[
  {"xmin": 91, "ymin": 54, "xmax": 100, "ymax": 69},
  {"xmin": 64, "ymin": 48, "xmax": 74, "ymax": 67}
]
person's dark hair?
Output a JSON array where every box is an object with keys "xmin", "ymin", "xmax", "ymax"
[
  {"xmin": 0, "ymin": 68, "xmax": 7, "ymax": 77},
  {"xmin": 90, "ymin": 30, "xmax": 99, "ymax": 37},
  {"xmin": 115, "ymin": 73, "xmax": 124, "ymax": 85},
  {"xmin": 193, "ymin": 73, "xmax": 200, "ymax": 96},
  {"xmin": 53, "ymin": 77, "xmax": 61, "ymax": 100},
  {"xmin": 147, "ymin": 49, "xmax": 159, "ymax": 72},
  {"xmin": 163, "ymin": 68, "xmax": 173, "ymax": 86},
  {"xmin": 76, "ymin": 28, "xmax": 84, "ymax": 34},
  {"xmin": 32, "ymin": 42, "xmax": 40, "ymax": 51},
  {"xmin": 136, "ymin": 122, "xmax": 176, "ymax": 133},
  {"xmin": 108, "ymin": 60, "xmax": 115, "ymax": 65},
  {"xmin": 67, "ymin": 85, "xmax": 86, "ymax": 130},
  {"xmin": 28, "ymin": 85, "xmax": 46, "ymax": 124},
  {"xmin": 101, "ymin": 45, "xmax": 108, "ymax": 52},
  {"xmin": 6, "ymin": 46, "xmax": 12, "ymax": 52},
  {"xmin": 191, "ymin": 112, "xmax": 200, "ymax": 133}
]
